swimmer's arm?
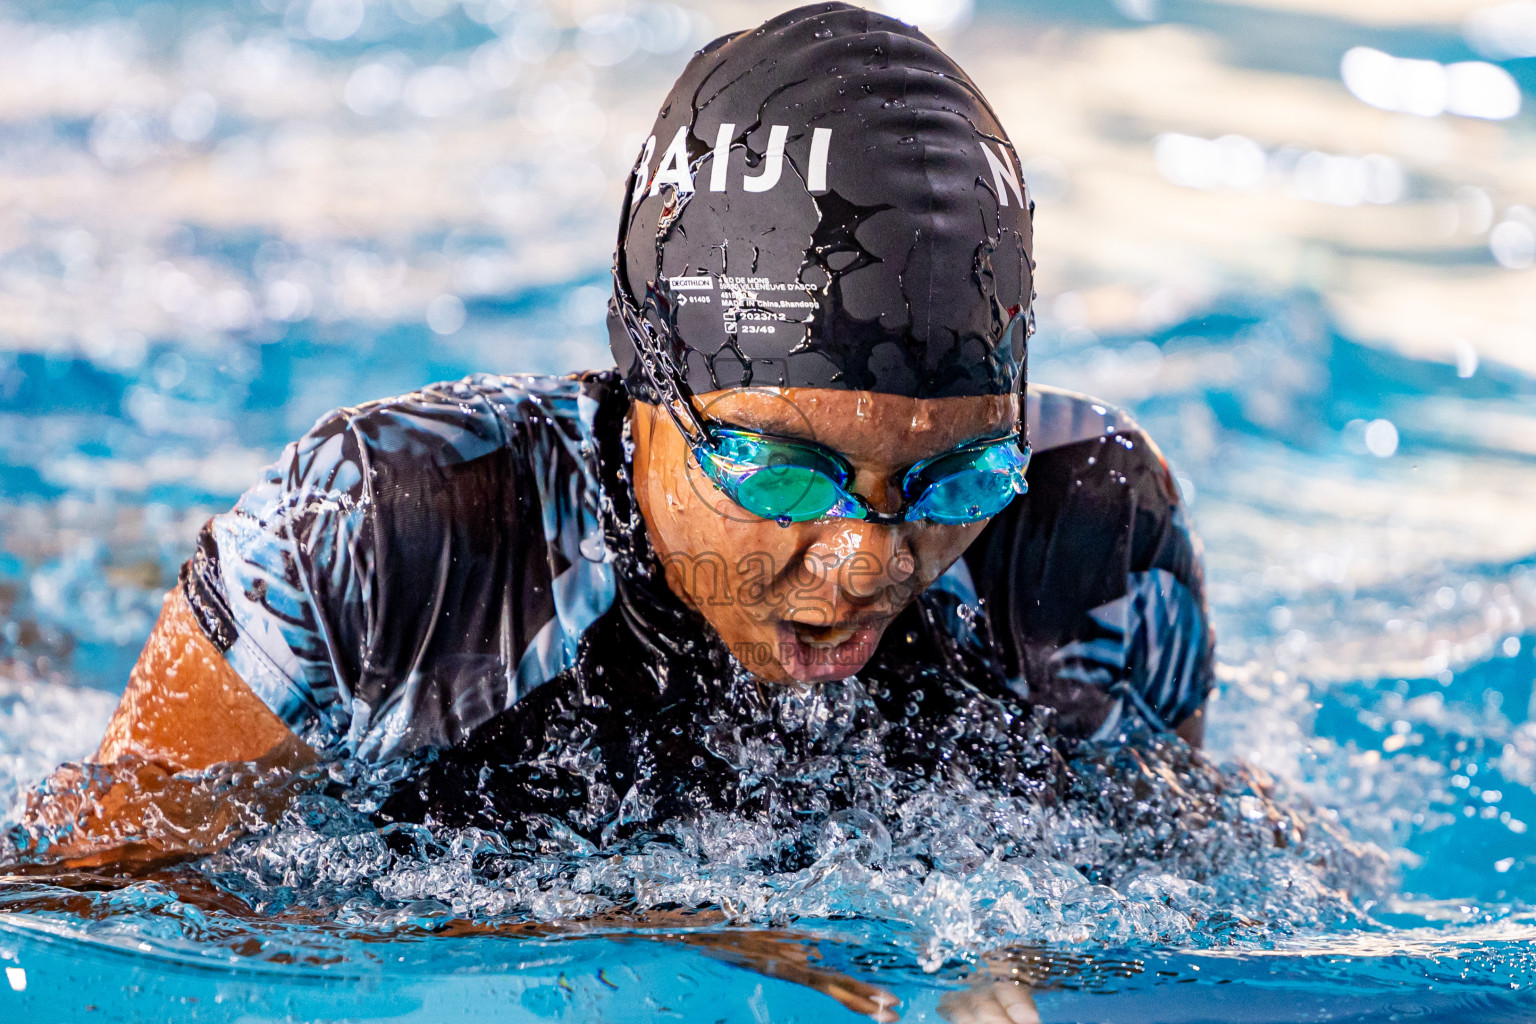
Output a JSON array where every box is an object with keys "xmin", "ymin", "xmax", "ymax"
[
  {"xmin": 94, "ymin": 586, "xmax": 311, "ymax": 770},
  {"xmin": 1176, "ymin": 707, "xmax": 1205, "ymax": 747},
  {"xmin": 18, "ymin": 587, "xmax": 316, "ymax": 870},
  {"xmin": 937, "ymin": 951, "xmax": 1042, "ymax": 1024},
  {"xmin": 439, "ymin": 913, "xmax": 901, "ymax": 1022}
]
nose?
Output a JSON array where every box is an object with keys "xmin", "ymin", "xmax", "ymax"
[{"xmin": 799, "ymin": 519, "xmax": 917, "ymax": 613}]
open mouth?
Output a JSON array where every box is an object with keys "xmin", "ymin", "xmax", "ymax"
[
  {"xmin": 790, "ymin": 621, "xmax": 864, "ymax": 648},
  {"xmin": 776, "ymin": 618, "xmax": 885, "ymax": 683}
]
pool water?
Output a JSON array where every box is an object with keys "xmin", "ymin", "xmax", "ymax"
[{"xmin": 3, "ymin": 0, "xmax": 1536, "ymax": 1020}]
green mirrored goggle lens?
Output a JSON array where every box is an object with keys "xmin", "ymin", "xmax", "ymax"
[
  {"xmin": 699, "ymin": 430, "xmax": 855, "ymax": 523},
  {"xmin": 733, "ymin": 463, "xmax": 843, "ymax": 521}
]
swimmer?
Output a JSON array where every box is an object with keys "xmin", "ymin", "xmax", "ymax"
[{"xmin": 25, "ymin": 3, "xmax": 1210, "ymax": 867}]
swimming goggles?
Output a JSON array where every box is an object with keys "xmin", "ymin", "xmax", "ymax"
[
  {"xmin": 612, "ymin": 278, "xmax": 1029, "ymax": 526},
  {"xmin": 693, "ymin": 426, "xmax": 1030, "ymax": 526}
]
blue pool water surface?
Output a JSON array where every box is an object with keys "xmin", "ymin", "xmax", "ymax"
[{"xmin": 3, "ymin": 0, "xmax": 1536, "ymax": 1021}]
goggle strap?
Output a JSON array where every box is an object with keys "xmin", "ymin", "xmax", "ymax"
[{"xmin": 615, "ymin": 278, "xmax": 713, "ymax": 450}]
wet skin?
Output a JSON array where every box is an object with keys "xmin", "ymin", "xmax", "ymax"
[
  {"xmin": 16, "ymin": 587, "xmax": 316, "ymax": 870},
  {"xmin": 630, "ymin": 387, "xmax": 1017, "ymax": 686}
]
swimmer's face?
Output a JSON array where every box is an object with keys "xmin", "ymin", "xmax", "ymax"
[{"xmin": 630, "ymin": 388, "xmax": 1016, "ymax": 686}]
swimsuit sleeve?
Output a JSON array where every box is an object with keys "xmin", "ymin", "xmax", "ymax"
[
  {"xmin": 180, "ymin": 409, "xmax": 376, "ymax": 755},
  {"xmin": 965, "ymin": 411, "xmax": 1215, "ymax": 739},
  {"xmin": 178, "ymin": 374, "xmax": 619, "ymax": 763}
]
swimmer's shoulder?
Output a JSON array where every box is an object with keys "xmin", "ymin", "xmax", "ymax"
[
  {"xmin": 1025, "ymin": 383, "xmax": 1178, "ymax": 501},
  {"xmin": 1029, "ymin": 384, "xmax": 1140, "ymax": 453},
  {"xmin": 197, "ymin": 370, "xmax": 627, "ymax": 761},
  {"xmin": 295, "ymin": 370, "xmax": 621, "ymax": 475},
  {"xmin": 224, "ymin": 368, "xmax": 624, "ymax": 570},
  {"xmin": 969, "ymin": 388, "xmax": 1210, "ymax": 731}
]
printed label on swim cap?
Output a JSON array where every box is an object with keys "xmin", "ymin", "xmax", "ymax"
[
  {"xmin": 634, "ymin": 125, "xmax": 833, "ymax": 198},
  {"xmin": 669, "ymin": 276, "xmax": 818, "ymax": 338}
]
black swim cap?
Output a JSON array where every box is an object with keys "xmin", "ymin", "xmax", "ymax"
[{"xmin": 608, "ymin": 1, "xmax": 1034, "ymax": 404}]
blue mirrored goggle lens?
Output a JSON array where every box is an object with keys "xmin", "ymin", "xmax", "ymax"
[
  {"xmin": 904, "ymin": 440, "xmax": 1028, "ymax": 523},
  {"xmin": 909, "ymin": 468, "xmax": 1020, "ymax": 524}
]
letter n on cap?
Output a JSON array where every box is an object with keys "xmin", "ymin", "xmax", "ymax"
[{"xmin": 980, "ymin": 141, "xmax": 1025, "ymax": 208}]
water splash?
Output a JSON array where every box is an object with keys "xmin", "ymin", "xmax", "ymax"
[{"xmin": 6, "ymin": 671, "xmax": 1391, "ymax": 975}]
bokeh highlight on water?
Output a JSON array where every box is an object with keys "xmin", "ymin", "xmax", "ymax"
[{"xmin": 1, "ymin": 0, "xmax": 1535, "ymax": 1020}]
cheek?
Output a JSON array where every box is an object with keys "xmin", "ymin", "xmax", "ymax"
[
  {"xmin": 656, "ymin": 458, "xmax": 785, "ymax": 556},
  {"xmin": 911, "ymin": 522, "xmax": 987, "ymax": 576},
  {"xmin": 640, "ymin": 453, "xmax": 803, "ymax": 603}
]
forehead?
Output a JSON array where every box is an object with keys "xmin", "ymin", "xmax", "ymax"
[{"xmin": 695, "ymin": 387, "xmax": 1017, "ymax": 465}]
